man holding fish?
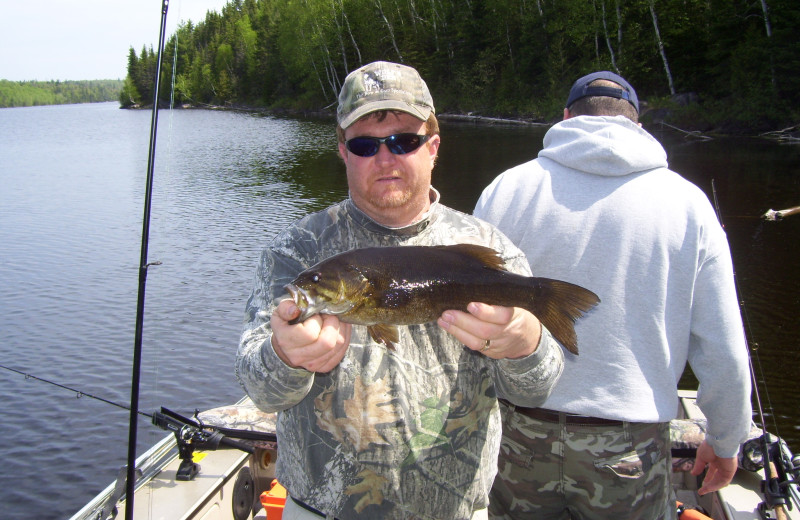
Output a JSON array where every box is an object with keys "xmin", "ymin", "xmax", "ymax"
[{"xmin": 236, "ymin": 61, "xmax": 596, "ymax": 520}]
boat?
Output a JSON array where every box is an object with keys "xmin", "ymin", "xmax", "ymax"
[
  {"xmin": 69, "ymin": 390, "xmax": 799, "ymax": 520},
  {"xmin": 69, "ymin": 5, "xmax": 794, "ymax": 518},
  {"xmin": 68, "ymin": 398, "xmax": 281, "ymax": 520}
]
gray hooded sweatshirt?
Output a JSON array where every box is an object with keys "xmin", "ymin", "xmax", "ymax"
[{"xmin": 474, "ymin": 115, "xmax": 752, "ymax": 458}]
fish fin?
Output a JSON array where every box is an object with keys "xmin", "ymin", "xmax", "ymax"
[
  {"xmin": 530, "ymin": 279, "xmax": 601, "ymax": 355},
  {"xmin": 368, "ymin": 324, "xmax": 399, "ymax": 350},
  {"xmin": 440, "ymin": 244, "xmax": 507, "ymax": 271}
]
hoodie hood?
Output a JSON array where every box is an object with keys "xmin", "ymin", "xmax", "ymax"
[{"xmin": 539, "ymin": 115, "xmax": 667, "ymax": 177}]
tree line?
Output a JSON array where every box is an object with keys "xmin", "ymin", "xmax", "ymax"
[
  {"xmin": 0, "ymin": 80, "xmax": 123, "ymax": 108},
  {"xmin": 122, "ymin": 0, "xmax": 799, "ymax": 133}
]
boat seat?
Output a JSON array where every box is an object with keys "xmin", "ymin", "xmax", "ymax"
[
  {"xmin": 197, "ymin": 397, "xmax": 279, "ymax": 450},
  {"xmin": 670, "ymin": 418, "xmax": 764, "ymax": 473}
]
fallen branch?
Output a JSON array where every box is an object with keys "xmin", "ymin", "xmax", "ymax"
[
  {"xmin": 658, "ymin": 122, "xmax": 712, "ymax": 140},
  {"xmin": 759, "ymin": 124, "xmax": 800, "ymax": 143},
  {"xmin": 438, "ymin": 113, "xmax": 550, "ymax": 126}
]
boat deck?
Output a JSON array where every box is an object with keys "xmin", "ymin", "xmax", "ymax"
[
  {"xmin": 677, "ymin": 390, "xmax": 799, "ymax": 520},
  {"xmin": 119, "ymin": 447, "xmax": 251, "ymax": 520}
]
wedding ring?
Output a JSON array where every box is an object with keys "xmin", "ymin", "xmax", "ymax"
[{"xmin": 481, "ymin": 339, "xmax": 491, "ymax": 352}]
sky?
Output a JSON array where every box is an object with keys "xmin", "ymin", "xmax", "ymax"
[{"xmin": 0, "ymin": 0, "xmax": 230, "ymax": 81}]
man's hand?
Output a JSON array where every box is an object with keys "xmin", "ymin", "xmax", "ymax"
[
  {"xmin": 437, "ymin": 303, "xmax": 541, "ymax": 359},
  {"xmin": 270, "ymin": 299, "xmax": 351, "ymax": 373},
  {"xmin": 691, "ymin": 439, "xmax": 738, "ymax": 495}
]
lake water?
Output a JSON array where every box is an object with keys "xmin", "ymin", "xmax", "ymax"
[{"xmin": 1, "ymin": 102, "xmax": 798, "ymax": 519}]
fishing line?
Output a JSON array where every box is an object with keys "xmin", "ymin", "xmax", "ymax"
[
  {"xmin": 141, "ymin": 0, "xmax": 182, "ymax": 452},
  {"xmin": 0, "ymin": 364, "xmax": 152, "ymax": 419},
  {"xmin": 709, "ymin": 179, "xmax": 799, "ymax": 516},
  {"xmin": 710, "ymin": 179, "xmax": 778, "ymax": 438}
]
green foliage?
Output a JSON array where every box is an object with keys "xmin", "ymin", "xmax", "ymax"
[
  {"xmin": 118, "ymin": 0, "xmax": 799, "ymax": 132},
  {"xmin": 119, "ymin": 76, "xmax": 140, "ymax": 107},
  {"xmin": 0, "ymin": 79, "xmax": 123, "ymax": 108}
]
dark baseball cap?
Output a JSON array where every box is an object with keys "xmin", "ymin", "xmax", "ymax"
[{"xmin": 565, "ymin": 71, "xmax": 639, "ymax": 114}]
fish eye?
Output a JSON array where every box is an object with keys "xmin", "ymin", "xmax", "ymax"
[{"xmin": 312, "ymin": 273, "xmax": 321, "ymax": 283}]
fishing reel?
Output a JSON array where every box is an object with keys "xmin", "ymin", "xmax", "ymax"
[
  {"xmin": 174, "ymin": 423, "xmax": 203, "ymax": 481},
  {"xmin": 152, "ymin": 408, "xmax": 233, "ymax": 481},
  {"xmin": 153, "ymin": 407, "xmax": 222, "ymax": 481},
  {"xmin": 151, "ymin": 407, "xmax": 270, "ymax": 481},
  {"xmin": 754, "ymin": 433, "xmax": 800, "ymax": 519}
]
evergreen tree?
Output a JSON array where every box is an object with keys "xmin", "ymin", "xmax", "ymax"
[{"xmin": 116, "ymin": 0, "xmax": 799, "ymax": 132}]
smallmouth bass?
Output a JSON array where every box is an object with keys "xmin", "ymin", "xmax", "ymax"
[{"xmin": 284, "ymin": 244, "xmax": 599, "ymax": 354}]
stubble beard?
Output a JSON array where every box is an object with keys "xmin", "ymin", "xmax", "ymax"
[
  {"xmin": 371, "ymin": 187, "xmax": 413, "ymax": 210},
  {"xmin": 349, "ymin": 166, "xmax": 430, "ymax": 224}
]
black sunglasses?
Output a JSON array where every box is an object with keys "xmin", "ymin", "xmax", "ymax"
[{"xmin": 345, "ymin": 133, "xmax": 431, "ymax": 157}]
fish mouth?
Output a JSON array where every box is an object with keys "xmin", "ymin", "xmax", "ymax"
[
  {"xmin": 284, "ymin": 283, "xmax": 320, "ymax": 324},
  {"xmin": 284, "ymin": 283, "xmax": 356, "ymax": 324}
]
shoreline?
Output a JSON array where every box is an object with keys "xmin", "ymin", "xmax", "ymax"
[{"xmin": 128, "ymin": 102, "xmax": 800, "ymax": 141}]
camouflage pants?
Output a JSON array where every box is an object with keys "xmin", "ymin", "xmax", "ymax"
[{"xmin": 489, "ymin": 402, "xmax": 675, "ymax": 520}]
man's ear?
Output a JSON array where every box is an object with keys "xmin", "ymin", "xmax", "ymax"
[
  {"xmin": 427, "ymin": 134, "xmax": 441, "ymax": 165},
  {"xmin": 563, "ymin": 108, "xmax": 572, "ymax": 120}
]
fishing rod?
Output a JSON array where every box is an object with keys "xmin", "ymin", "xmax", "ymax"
[
  {"xmin": 0, "ymin": 362, "xmax": 269, "ymax": 459},
  {"xmin": 710, "ymin": 179, "xmax": 799, "ymax": 518},
  {"xmin": 125, "ymin": 0, "xmax": 170, "ymax": 518},
  {"xmin": 0, "ymin": 364, "xmax": 152, "ymax": 418},
  {"xmin": 0, "ymin": 361, "xmax": 271, "ymax": 433},
  {"xmin": 1, "ymin": 363, "xmax": 272, "ymax": 520}
]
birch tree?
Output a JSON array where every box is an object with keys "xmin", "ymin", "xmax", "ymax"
[
  {"xmin": 338, "ymin": 0, "xmax": 362, "ymax": 68},
  {"xmin": 759, "ymin": 0, "xmax": 776, "ymax": 89},
  {"xmin": 374, "ymin": 0, "xmax": 404, "ymax": 61},
  {"xmin": 649, "ymin": 0, "xmax": 675, "ymax": 95},
  {"xmin": 600, "ymin": 0, "xmax": 619, "ymax": 73},
  {"xmin": 330, "ymin": 0, "xmax": 349, "ymax": 73}
]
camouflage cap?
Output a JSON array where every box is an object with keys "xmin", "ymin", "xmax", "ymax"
[{"xmin": 337, "ymin": 61, "xmax": 435, "ymax": 129}]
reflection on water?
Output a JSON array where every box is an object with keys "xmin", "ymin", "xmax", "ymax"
[
  {"xmin": 0, "ymin": 103, "xmax": 797, "ymax": 519},
  {"xmin": 660, "ymin": 134, "xmax": 800, "ymax": 411}
]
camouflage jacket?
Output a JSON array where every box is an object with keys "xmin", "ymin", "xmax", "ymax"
[{"xmin": 235, "ymin": 190, "xmax": 564, "ymax": 520}]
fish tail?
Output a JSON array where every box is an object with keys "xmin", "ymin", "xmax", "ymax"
[{"xmin": 528, "ymin": 278, "xmax": 600, "ymax": 355}]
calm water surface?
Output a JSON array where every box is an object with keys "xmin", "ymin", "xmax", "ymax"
[{"xmin": 0, "ymin": 102, "xmax": 797, "ymax": 519}]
